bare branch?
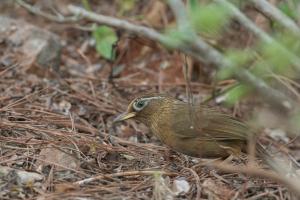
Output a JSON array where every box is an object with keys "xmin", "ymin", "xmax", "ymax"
[
  {"xmin": 215, "ymin": 0, "xmax": 300, "ymax": 73},
  {"xmin": 15, "ymin": 0, "xmax": 79, "ymax": 23},
  {"xmin": 67, "ymin": 4, "xmax": 296, "ymax": 112},
  {"xmin": 167, "ymin": 1, "xmax": 296, "ymax": 111},
  {"xmin": 251, "ymin": 0, "xmax": 300, "ymax": 36},
  {"xmin": 168, "ymin": 0, "xmax": 193, "ymax": 32}
]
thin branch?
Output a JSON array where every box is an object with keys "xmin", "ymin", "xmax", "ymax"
[
  {"xmin": 214, "ymin": 0, "xmax": 300, "ymax": 73},
  {"xmin": 168, "ymin": 0, "xmax": 295, "ymax": 111},
  {"xmin": 15, "ymin": 0, "xmax": 80, "ymax": 23},
  {"xmin": 67, "ymin": 4, "xmax": 295, "ymax": 112},
  {"xmin": 168, "ymin": 0, "xmax": 193, "ymax": 32},
  {"xmin": 251, "ymin": 0, "xmax": 300, "ymax": 36},
  {"xmin": 68, "ymin": 5, "xmax": 166, "ymax": 42}
]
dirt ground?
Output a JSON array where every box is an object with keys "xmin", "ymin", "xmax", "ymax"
[{"xmin": 0, "ymin": 1, "xmax": 300, "ymax": 199}]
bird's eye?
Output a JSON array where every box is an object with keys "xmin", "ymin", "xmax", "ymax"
[{"xmin": 133, "ymin": 100, "xmax": 147, "ymax": 111}]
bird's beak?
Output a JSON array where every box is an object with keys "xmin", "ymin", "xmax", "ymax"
[{"xmin": 113, "ymin": 112, "xmax": 136, "ymax": 123}]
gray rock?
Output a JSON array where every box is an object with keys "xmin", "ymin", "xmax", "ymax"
[
  {"xmin": 0, "ymin": 166, "xmax": 44, "ymax": 184},
  {"xmin": 0, "ymin": 16, "xmax": 61, "ymax": 76}
]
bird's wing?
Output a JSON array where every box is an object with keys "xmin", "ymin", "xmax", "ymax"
[{"xmin": 170, "ymin": 104, "xmax": 249, "ymax": 141}]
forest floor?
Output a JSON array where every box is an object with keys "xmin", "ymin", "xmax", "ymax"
[{"xmin": 0, "ymin": 1, "xmax": 300, "ymax": 199}]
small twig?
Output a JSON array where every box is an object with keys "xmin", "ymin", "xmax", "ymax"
[
  {"xmin": 268, "ymin": 73, "xmax": 300, "ymax": 100},
  {"xmin": 28, "ymin": 156, "xmax": 87, "ymax": 176},
  {"xmin": 127, "ymin": 177, "xmax": 152, "ymax": 192},
  {"xmin": 183, "ymin": 168, "xmax": 201, "ymax": 200},
  {"xmin": 0, "ymin": 87, "xmax": 50, "ymax": 111},
  {"xmin": 201, "ymin": 82, "xmax": 238, "ymax": 104},
  {"xmin": 0, "ymin": 63, "xmax": 20, "ymax": 76},
  {"xmin": 210, "ymin": 170, "xmax": 231, "ymax": 184},
  {"xmin": 74, "ymin": 170, "xmax": 177, "ymax": 186},
  {"xmin": 15, "ymin": 0, "xmax": 80, "ymax": 23},
  {"xmin": 205, "ymin": 162, "xmax": 300, "ymax": 198},
  {"xmin": 247, "ymin": 133, "xmax": 257, "ymax": 168},
  {"xmin": 287, "ymin": 154, "xmax": 300, "ymax": 168},
  {"xmin": 247, "ymin": 189, "xmax": 284, "ymax": 200}
]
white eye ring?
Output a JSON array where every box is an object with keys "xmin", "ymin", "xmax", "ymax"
[{"xmin": 133, "ymin": 99, "xmax": 148, "ymax": 111}]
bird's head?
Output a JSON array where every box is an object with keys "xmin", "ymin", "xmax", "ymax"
[{"xmin": 113, "ymin": 94, "xmax": 177, "ymax": 126}]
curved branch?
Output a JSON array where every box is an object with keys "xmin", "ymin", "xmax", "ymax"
[{"xmin": 67, "ymin": 4, "xmax": 295, "ymax": 112}]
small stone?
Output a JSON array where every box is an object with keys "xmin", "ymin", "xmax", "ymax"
[{"xmin": 173, "ymin": 178, "xmax": 190, "ymax": 195}]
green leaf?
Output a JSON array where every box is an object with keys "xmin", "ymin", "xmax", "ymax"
[
  {"xmin": 81, "ymin": 0, "xmax": 91, "ymax": 11},
  {"xmin": 117, "ymin": 0, "xmax": 136, "ymax": 15},
  {"xmin": 163, "ymin": 28, "xmax": 189, "ymax": 48},
  {"xmin": 92, "ymin": 26, "xmax": 118, "ymax": 60},
  {"xmin": 217, "ymin": 49, "xmax": 254, "ymax": 80},
  {"xmin": 188, "ymin": 0, "xmax": 199, "ymax": 11},
  {"xmin": 278, "ymin": 1, "xmax": 298, "ymax": 20},
  {"xmin": 260, "ymin": 41, "xmax": 291, "ymax": 74},
  {"xmin": 250, "ymin": 60, "xmax": 269, "ymax": 78},
  {"xmin": 225, "ymin": 84, "xmax": 251, "ymax": 105},
  {"xmin": 277, "ymin": 32, "xmax": 300, "ymax": 55},
  {"xmin": 189, "ymin": 3, "xmax": 231, "ymax": 36}
]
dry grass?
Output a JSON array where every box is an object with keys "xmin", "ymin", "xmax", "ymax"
[{"xmin": 0, "ymin": 66, "xmax": 298, "ymax": 199}]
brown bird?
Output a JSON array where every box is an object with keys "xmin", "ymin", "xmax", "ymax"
[{"xmin": 113, "ymin": 94, "xmax": 265, "ymax": 159}]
